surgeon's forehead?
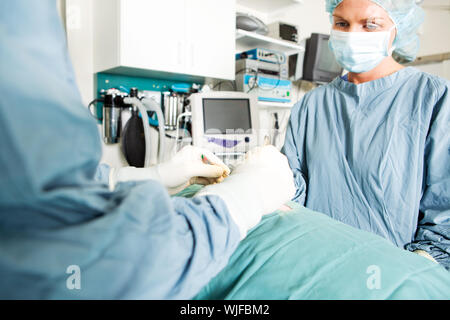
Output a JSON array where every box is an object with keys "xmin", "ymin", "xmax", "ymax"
[
  {"xmin": 333, "ymin": 0, "xmax": 390, "ymax": 20},
  {"xmin": 332, "ymin": 13, "xmax": 386, "ymax": 21}
]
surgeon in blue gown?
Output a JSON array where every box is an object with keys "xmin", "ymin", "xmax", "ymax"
[
  {"xmin": 283, "ymin": 0, "xmax": 449, "ymax": 270},
  {"xmin": 0, "ymin": 1, "xmax": 295, "ymax": 298}
]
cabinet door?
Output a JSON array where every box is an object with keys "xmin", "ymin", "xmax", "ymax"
[
  {"xmin": 119, "ymin": 0, "xmax": 188, "ymax": 74},
  {"xmin": 185, "ymin": 0, "xmax": 235, "ymax": 80}
]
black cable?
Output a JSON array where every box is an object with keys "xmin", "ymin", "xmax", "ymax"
[
  {"xmin": 235, "ymin": 67, "xmax": 258, "ymax": 93},
  {"xmin": 247, "ymin": 74, "xmax": 258, "ymax": 94},
  {"xmin": 253, "ymin": 54, "xmax": 283, "ymax": 92},
  {"xmin": 213, "ymin": 67, "xmax": 259, "ymax": 92},
  {"xmin": 271, "ymin": 112, "xmax": 280, "ymax": 145},
  {"xmin": 216, "ymin": 55, "xmax": 285, "ymax": 94},
  {"xmin": 274, "ymin": 112, "xmax": 279, "ymax": 130},
  {"xmin": 235, "ymin": 54, "xmax": 284, "ymax": 94}
]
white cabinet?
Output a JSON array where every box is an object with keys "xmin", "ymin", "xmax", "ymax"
[
  {"xmin": 185, "ymin": 0, "xmax": 235, "ymax": 79},
  {"xmin": 93, "ymin": 0, "xmax": 236, "ymax": 81}
]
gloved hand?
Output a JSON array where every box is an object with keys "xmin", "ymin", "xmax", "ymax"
[
  {"xmin": 109, "ymin": 146, "xmax": 230, "ymax": 194},
  {"xmin": 196, "ymin": 145, "xmax": 296, "ymax": 238}
]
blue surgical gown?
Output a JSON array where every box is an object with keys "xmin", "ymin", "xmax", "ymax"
[
  {"xmin": 0, "ymin": 0, "xmax": 240, "ymax": 298},
  {"xmin": 282, "ymin": 68, "xmax": 450, "ymax": 270}
]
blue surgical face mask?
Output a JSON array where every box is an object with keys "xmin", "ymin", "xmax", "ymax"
[{"xmin": 329, "ymin": 26, "xmax": 396, "ymax": 74}]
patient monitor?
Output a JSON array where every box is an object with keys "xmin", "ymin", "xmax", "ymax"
[{"xmin": 190, "ymin": 91, "xmax": 259, "ymax": 164}]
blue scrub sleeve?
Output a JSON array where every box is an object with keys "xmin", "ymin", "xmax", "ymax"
[
  {"xmin": 282, "ymin": 102, "xmax": 308, "ymax": 205},
  {"xmin": 0, "ymin": 179, "xmax": 241, "ymax": 299},
  {"xmin": 0, "ymin": 0, "xmax": 242, "ymax": 299},
  {"xmin": 405, "ymin": 83, "xmax": 450, "ymax": 270}
]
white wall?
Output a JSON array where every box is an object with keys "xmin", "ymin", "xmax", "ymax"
[
  {"xmin": 415, "ymin": 4, "xmax": 450, "ymax": 80},
  {"xmin": 65, "ymin": 0, "xmax": 94, "ymax": 106},
  {"xmin": 266, "ymin": 1, "xmax": 331, "ymax": 41},
  {"xmin": 418, "ymin": 1, "xmax": 450, "ymax": 57}
]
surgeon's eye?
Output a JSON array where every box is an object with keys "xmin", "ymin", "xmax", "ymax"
[
  {"xmin": 365, "ymin": 22, "xmax": 381, "ymax": 31},
  {"xmin": 364, "ymin": 18, "xmax": 385, "ymax": 31},
  {"xmin": 334, "ymin": 21, "xmax": 348, "ymax": 29}
]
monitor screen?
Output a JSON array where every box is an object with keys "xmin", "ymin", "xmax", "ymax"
[
  {"xmin": 317, "ymin": 37, "xmax": 342, "ymax": 73},
  {"xmin": 203, "ymin": 98, "xmax": 252, "ymax": 134}
]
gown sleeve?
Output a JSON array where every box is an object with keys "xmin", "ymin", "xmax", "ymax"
[
  {"xmin": 405, "ymin": 82, "xmax": 450, "ymax": 271},
  {"xmin": 0, "ymin": 0, "xmax": 242, "ymax": 299},
  {"xmin": 281, "ymin": 101, "xmax": 308, "ymax": 205}
]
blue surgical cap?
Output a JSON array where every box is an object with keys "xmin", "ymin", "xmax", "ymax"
[{"xmin": 325, "ymin": 0, "xmax": 425, "ymax": 62}]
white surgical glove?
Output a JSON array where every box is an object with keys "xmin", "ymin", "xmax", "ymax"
[
  {"xmin": 196, "ymin": 145, "xmax": 296, "ymax": 238},
  {"xmin": 109, "ymin": 146, "xmax": 230, "ymax": 194}
]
